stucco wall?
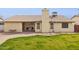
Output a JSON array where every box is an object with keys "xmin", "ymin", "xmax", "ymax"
[
  {"xmin": 35, "ymin": 22, "xmax": 42, "ymax": 32},
  {"xmin": 50, "ymin": 29, "xmax": 54, "ymax": 32},
  {"xmin": 72, "ymin": 17, "xmax": 79, "ymax": 25},
  {"xmin": 4, "ymin": 22, "xmax": 22, "ymax": 32},
  {"xmin": 53, "ymin": 23, "xmax": 74, "ymax": 32},
  {"xmin": 0, "ymin": 25, "xmax": 3, "ymax": 31}
]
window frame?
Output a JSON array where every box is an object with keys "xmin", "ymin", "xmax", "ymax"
[
  {"xmin": 62, "ymin": 22, "xmax": 68, "ymax": 28},
  {"xmin": 37, "ymin": 23, "xmax": 40, "ymax": 29}
]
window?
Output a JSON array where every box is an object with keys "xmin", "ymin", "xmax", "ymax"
[
  {"xmin": 62, "ymin": 23, "xmax": 68, "ymax": 28},
  {"xmin": 37, "ymin": 23, "xmax": 40, "ymax": 29},
  {"xmin": 50, "ymin": 23, "xmax": 53, "ymax": 29}
]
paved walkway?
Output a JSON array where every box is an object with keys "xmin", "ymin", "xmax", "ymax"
[
  {"xmin": 0, "ymin": 32, "xmax": 76, "ymax": 45},
  {"xmin": 0, "ymin": 32, "xmax": 58, "ymax": 45}
]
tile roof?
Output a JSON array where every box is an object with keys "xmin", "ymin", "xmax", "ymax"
[
  {"xmin": 51, "ymin": 15, "xmax": 69, "ymax": 20},
  {"xmin": 5, "ymin": 15, "xmax": 74, "ymax": 23},
  {"xmin": 5, "ymin": 15, "xmax": 42, "ymax": 22},
  {"xmin": 51, "ymin": 15, "xmax": 75, "ymax": 22},
  {"xmin": 51, "ymin": 20, "xmax": 75, "ymax": 22},
  {"xmin": 71, "ymin": 15, "xmax": 79, "ymax": 19}
]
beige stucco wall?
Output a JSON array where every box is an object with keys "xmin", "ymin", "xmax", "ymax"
[
  {"xmin": 53, "ymin": 23, "xmax": 74, "ymax": 32},
  {"xmin": 50, "ymin": 29, "xmax": 54, "ymax": 32},
  {"xmin": 4, "ymin": 22, "xmax": 22, "ymax": 32},
  {"xmin": 72, "ymin": 17, "xmax": 79, "ymax": 25},
  {"xmin": 35, "ymin": 22, "xmax": 42, "ymax": 32}
]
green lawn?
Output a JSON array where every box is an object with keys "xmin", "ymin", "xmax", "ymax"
[{"xmin": 1, "ymin": 34, "xmax": 79, "ymax": 50}]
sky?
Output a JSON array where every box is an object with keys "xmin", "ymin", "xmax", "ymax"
[{"xmin": 0, "ymin": 8, "xmax": 79, "ymax": 19}]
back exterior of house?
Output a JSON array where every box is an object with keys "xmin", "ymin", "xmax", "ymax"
[
  {"xmin": 0, "ymin": 17, "xmax": 4, "ymax": 32},
  {"xmin": 1, "ymin": 8, "xmax": 79, "ymax": 33}
]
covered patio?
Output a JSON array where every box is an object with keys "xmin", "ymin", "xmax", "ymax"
[{"xmin": 22, "ymin": 22, "xmax": 35, "ymax": 32}]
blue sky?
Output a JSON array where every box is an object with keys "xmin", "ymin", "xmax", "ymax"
[{"xmin": 0, "ymin": 8, "xmax": 79, "ymax": 19}]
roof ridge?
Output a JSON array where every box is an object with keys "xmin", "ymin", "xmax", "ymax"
[{"xmin": 15, "ymin": 15, "xmax": 41, "ymax": 16}]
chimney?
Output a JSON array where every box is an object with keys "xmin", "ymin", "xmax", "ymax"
[{"xmin": 41, "ymin": 8, "xmax": 50, "ymax": 32}]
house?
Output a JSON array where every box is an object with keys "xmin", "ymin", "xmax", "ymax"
[
  {"xmin": 72, "ymin": 15, "xmax": 79, "ymax": 32},
  {"xmin": 4, "ymin": 8, "xmax": 75, "ymax": 33},
  {"xmin": 0, "ymin": 17, "xmax": 4, "ymax": 32}
]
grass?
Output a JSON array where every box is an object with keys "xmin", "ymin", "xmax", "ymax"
[{"xmin": 0, "ymin": 34, "xmax": 79, "ymax": 50}]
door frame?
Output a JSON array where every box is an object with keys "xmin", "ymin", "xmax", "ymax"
[{"xmin": 74, "ymin": 24, "xmax": 79, "ymax": 32}]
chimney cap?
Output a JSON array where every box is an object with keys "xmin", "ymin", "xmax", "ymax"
[{"xmin": 42, "ymin": 8, "xmax": 48, "ymax": 11}]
